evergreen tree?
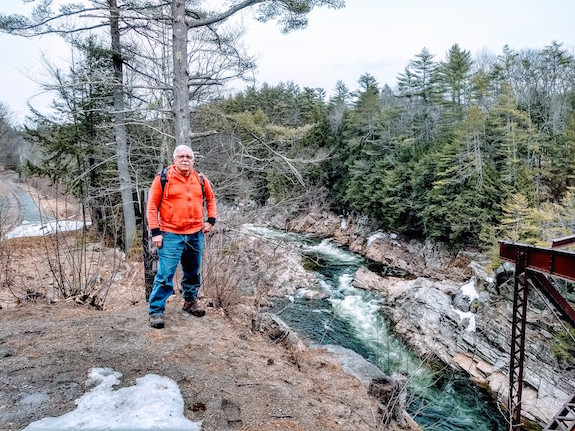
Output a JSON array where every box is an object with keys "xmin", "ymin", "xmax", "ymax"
[
  {"xmin": 328, "ymin": 80, "xmax": 351, "ymax": 134},
  {"xmin": 396, "ymin": 47, "xmax": 441, "ymax": 144},
  {"xmin": 0, "ymin": 104, "xmax": 23, "ymax": 169},
  {"xmin": 24, "ymin": 37, "xmax": 117, "ymax": 235},
  {"xmin": 377, "ymin": 147, "xmax": 424, "ymax": 235},
  {"xmin": 498, "ymin": 193, "xmax": 532, "ymax": 242},
  {"xmin": 424, "ymin": 107, "xmax": 503, "ymax": 247},
  {"xmin": 558, "ymin": 191, "xmax": 575, "ymax": 234},
  {"xmin": 531, "ymin": 41, "xmax": 574, "ymax": 134},
  {"xmin": 340, "ymin": 73, "xmax": 384, "ymax": 211},
  {"xmin": 435, "ymin": 44, "xmax": 474, "ymax": 121},
  {"xmin": 547, "ymin": 112, "xmax": 575, "ymax": 197},
  {"xmin": 487, "ymin": 83, "xmax": 540, "ymax": 202},
  {"xmin": 397, "ymin": 47, "xmax": 438, "ymax": 104}
]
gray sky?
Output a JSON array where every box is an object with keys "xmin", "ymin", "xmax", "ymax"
[
  {"xmin": 241, "ymin": 0, "xmax": 575, "ymax": 90},
  {"xmin": 1, "ymin": 0, "xmax": 574, "ymax": 122}
]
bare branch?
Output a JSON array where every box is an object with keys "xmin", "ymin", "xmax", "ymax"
[{"xmin": 188, "ymin": 0, "xmax": 264, "ymax": 29}]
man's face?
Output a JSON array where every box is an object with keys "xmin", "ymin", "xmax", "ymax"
[{"xmin": 174, "ymin": 150, "xmax": 194, "ymax": 175}]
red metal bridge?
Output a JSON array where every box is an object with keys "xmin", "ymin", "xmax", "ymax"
[{"xmin": 499, "ymin": 234, "xmax": 575, "ymax": 431}]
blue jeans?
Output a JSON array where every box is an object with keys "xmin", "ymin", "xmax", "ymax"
[{"xmin": 148, "ymin": 231, "xmax": 204, "ymax": 316}]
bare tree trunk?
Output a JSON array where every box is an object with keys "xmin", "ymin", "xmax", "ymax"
[
  {"xmin": 109, "ymin": 0, "xmax": 136, "ymax": 250},
  {"xmin": 172, "ymin": 0, "xmax": 190, "ymax": 148}
]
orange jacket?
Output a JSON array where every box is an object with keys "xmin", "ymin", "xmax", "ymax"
[{"xmin": 147, "ymin": 166, "xmax": 216, "ymax": 235}]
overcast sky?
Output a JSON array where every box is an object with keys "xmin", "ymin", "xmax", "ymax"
[{"xmin": 1, "ymin": 0, "xmax": 574, "ymax": 122}]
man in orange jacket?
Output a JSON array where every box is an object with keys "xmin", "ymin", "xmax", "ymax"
[{"xmin": 146, "ymin": 144, "xmax": 217, "ymax": 329}]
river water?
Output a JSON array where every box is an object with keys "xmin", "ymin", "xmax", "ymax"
[{"xmin": 248, "ymin": 225, "xmax": 507, "ymax": 431}]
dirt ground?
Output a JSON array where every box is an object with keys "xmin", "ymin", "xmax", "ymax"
[
  {"xmin": 1, "ymin": 295, "xmax": 398, "ymax": 431},
  {"xmin": 0, "ymin": 174, "xmax": 418, "ymax": 431}
]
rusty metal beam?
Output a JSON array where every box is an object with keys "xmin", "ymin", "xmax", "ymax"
[
  {"xmin": 527, "ymin": 271, "xmax": 575, "ymax": 327},
  {"xmin": 509, "ymin": 249, "xmax": 528, "ymax": 431},
  {"xmin": 500, "ymin": 241, "xmax": 575, "ymax": 282},
  {"xmin": 544, "ymin": 390, "xmax": 575, "ymax": 430},
  {"xmin": 552, "ymin": 234, "xmax": 575, "ymax": 249},
  {"xmin": 500, "ymin": 239, "xmax": 575, "ymax": 431}
]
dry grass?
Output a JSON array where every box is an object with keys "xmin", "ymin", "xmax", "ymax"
[{"xmin": 0, "ymin": 231, "xmax": 135, "ymax": 309}]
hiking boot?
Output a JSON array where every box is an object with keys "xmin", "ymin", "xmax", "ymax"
[
  {"xmin": 149, "ymin": 314, "xmax": 164, "ymax": 329},
  {"xmin": 183, "ymin": 300, "xmax": 205, "ymax": 317}
]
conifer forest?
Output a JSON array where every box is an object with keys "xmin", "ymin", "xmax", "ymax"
[{"xmin": 1, "ymin": 2, "xmax": 574, "ymax": 253}]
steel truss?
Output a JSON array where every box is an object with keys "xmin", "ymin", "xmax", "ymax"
[{"xmin": 500, "ymin": 235, "xmax": 575, "ymax": 431}]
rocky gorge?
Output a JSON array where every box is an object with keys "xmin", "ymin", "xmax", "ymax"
[
  {"xmin": 2, "ymin": 169, "xmax": 572, "ymax": 429},
  {"xmin": 267, "ymin": 209, "xmax": 575, "ymax": 428}
]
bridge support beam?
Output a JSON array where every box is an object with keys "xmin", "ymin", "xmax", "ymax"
[{"xmin": 499, "ymin": 239, "xmax": 575, "ymax": 431}]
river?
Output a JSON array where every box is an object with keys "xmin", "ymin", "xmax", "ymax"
[{"xmin": 247, "ymin": 225, "xmax": 507, "ymax": 431}]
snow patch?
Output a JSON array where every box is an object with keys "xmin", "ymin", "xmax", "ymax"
[
  {"xmin": 6, "ymin": 220, "xmax": 90, "ymax": 239},
  {"xmin": 459, "ymin": 278, "xmax": 479, "ymax": 301},
  {"xmin": 22, "ymin": 367, "xmax": 202, "ymax": 431},
  {"xmin": 453, "ymin": 308, "xmax": 477, "ymax": 332},
  {"xmin": 367, "ymin": 231, "xmax": 387, "ymax": 247}
]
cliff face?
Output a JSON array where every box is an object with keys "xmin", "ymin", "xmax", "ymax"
[
  {"xmin": 377, "ymin": 274, "xmax": 575, "ymax": 426},
  {"xmin": 283, "ymin": 210, "xmax": 575, "ymax": 427},
  {"xmin": 284, "ymin": 211, "xmax": 477, "ymax": 282}
]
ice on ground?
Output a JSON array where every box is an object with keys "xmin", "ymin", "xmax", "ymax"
[
  {"xmin": 459, "ymin": 278, "xmax": 479, "ymax": 301},
  {"xmin": 6, "ymin": 220, "xmax": 90, "ymax": 239},
  {"xmin": 23, "ymin": 367, "xmax": 202, "ymax": 431},
  {"xmin": 367, "ymin": 231, "xmax": 387, "ymax": 247},
  {"xmin": 453, "ymin": 308, "xmax": 477, "ymax": 332}
]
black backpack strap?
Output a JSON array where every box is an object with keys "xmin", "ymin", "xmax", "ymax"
[
  {"xmin": 160, "ymin": 167, "xmax": 168, "ymax": 192},
  {"xmin": 156, "ymin": 167, "xmax": 204, "ymax": 209},
  {"xmin": 196, "ymin": 170, "xmax": 205, "ymax": 207},
  {"xmin": 157, "ymin": 167, "xmax": 168, "ymax": 210}
]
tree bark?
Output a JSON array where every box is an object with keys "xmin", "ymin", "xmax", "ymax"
[
  {"xmin": 109, "ymin": 0, "xmax": 136, "ymax": 250},
  {"xmin": 172, "ymin": 0, "xmax": 190, "ymax": 148}
]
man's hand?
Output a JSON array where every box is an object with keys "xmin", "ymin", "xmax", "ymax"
[
  {"xmin": 152, "ymin": 234, "xmax": 163, "ymax": 248},
  {"xmin": 202, "ymin": 222, "xmax": 214, "ymax": 234}
]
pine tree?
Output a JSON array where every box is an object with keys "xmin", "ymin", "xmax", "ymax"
[
  {"xmin": 328, "ymin": 80, "xmax": 351, "ymax": 134},
  {"xmin": 498, "ymin": 193, "xmax": 532, "ymax": 242},
  {"xmin": 397, "ymin": 47, "xmax": 438, "ymax": 104},
  {"xmin": 550, "ymin": 112, "xmax": 575, "ymax": 192},
  {"xmin": 423, "ymin": 106, "xmax": 503, "ymax": 247},
  {"xmin": 340, "ymin": 74, "xmax": 385, "ymax": 213},
  {"xmin": 0, "ymin": 104, "xmax": 22, "ymax": 169},
  {"xmin": 396, "ymin": 47, "xmax": 441, "ymax": 144},
  {"xmin": 558, "ymin": 192, "xmax": 575, "ymax": 235},
  {"xmin": 487, "ymin": 83, "xmax": 540, "ymax": 200},
  {"xmin": 24, "ymin": 37, "xmax": 118, "ymax": 234},
  {"xmin": 435, "ymin": 44, "xmax": 474, "ymax": 121}
]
